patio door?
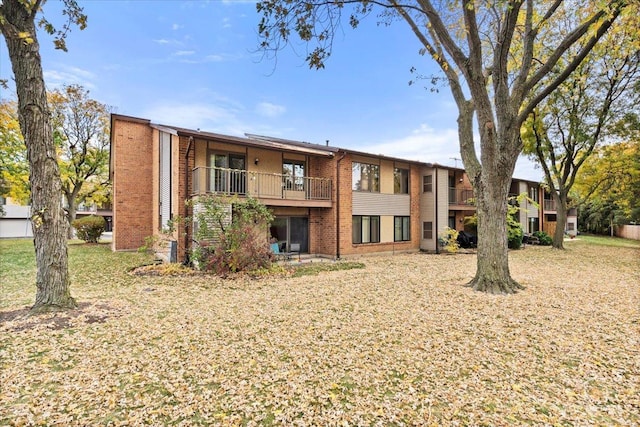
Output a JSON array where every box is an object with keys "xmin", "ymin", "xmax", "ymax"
[
  {"xmin": 270, "ymin": 216, "xmax": 309, "ymax": 253},
  {"xmin": 209, "ymin": 153, "xmax": 246, "ymax": 194}
]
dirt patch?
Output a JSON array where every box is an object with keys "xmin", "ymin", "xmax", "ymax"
[{"xmin": 0, "ymin": 301, "xmax": 121, "ymax": 332}]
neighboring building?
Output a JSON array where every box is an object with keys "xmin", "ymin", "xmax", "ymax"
[
  {"xmin": 541, "ymin": 191, "xmax": 579, "ymax": 237},
  {"xmin": 109, "ymin": 114, "xmax": 557, "ymax": 260},
  {"xmin": 0, "ymin": 197, "xmax": 33, "ymax": 238},
  {"xmin": 75, "ymin": 202, "xmax": 114, "ymax": 232},
  {"xmin": 0, "ymin": 197, "xmax": 113, "ymax": 239}
]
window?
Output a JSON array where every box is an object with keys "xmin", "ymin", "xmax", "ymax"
[
  {"xmin": 423, "ymin": 175, "xmax": 433, "ymax": 193},
  {"xmin": 529, "ymin": 185, "xmax": 539, "ymax": 202},
  {"xmin": 567, "ymin": 222, "xmax": 575, "ymax": 231},
  {"xmin": 528, "ymin": 217, "xmax": 539, "ymax": 234},
  {"xmin": 352, "ymin": 215, "xmax": 380, "ymax": 244},
  {"xmin": 352, "ymin": 162, "xmax": 379, "ymax": 192},
  {"xmin": 394, "ymin": 168, "xmax": 409, "ymax": 194},
  {"xmin": 283, "ymin": 160, "xmax": 305, "ymax": 191},
  {"xmin": 423, "ymin": 221, "xmax": 433, "ymax": 239},
  {"xmin": 394, "ymin": 216, "xmax": 410, "ymax": 241}
]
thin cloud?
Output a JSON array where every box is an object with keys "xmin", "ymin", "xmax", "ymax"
[
  {"xmin": 43, "ymin": 66, "xmax": 97, "ymax": 91},
  {"xmin": 174, "ymin": 50, "xmax": 196, "ymax": 56},
  {"xmin": 255, "ymin": 102, "xmax": 286, "ymax": 118},
  {"xmin": 365, "ymin": 124, "xmax": 460, "ymax": 164},
  {"xmin": 142, "ymin": 102, "xmax": 246, "ymax": 136},
  {"xmin": 366, "ymin": 124, "xmax": 542, "ymax": 181},
  {"xmin": 171, "ymin": 23, "xmax": 183, "ymax": 31}
]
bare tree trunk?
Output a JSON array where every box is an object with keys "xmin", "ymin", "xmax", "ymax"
[
  {"xmin": 65, "ymin": 190, "xmax": 79, "ymax": 239},
  {"xmin": 552, "ymin": 192, "xmax": 567, "ymax": 249},
  {"xmin": 1, "ymin": 0, "xmax": 77, "ymax": 312}
]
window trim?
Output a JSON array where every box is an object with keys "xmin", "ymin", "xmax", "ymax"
[
  {"xmin": 352, "ymin": 162, "xmax": 380, "ymax": 192},
  {"xmin": 394, "ymin": 216, "xmax": 411, "ymax": 242},
  {"xmin": 352, "ymin": 215, "xmax": 381, "ymax": 244},
  {"xmin": 394, "ymin": 168, "xmax": 409, "ymax": 194},
  {"xmin": 423, "ymin": 221, "xmax": 433, "ymax": 240},
  {"xmin": 423, "ymin": 175, "xmax": 433, "ymax": 193},
  {"xmin": 283, "ymin": 159, "xmax": 306, "ymax": 191}
]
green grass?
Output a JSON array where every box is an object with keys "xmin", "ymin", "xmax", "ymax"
[
  {"xmin": 0, "ymin": 239, "xmax": 153, "ymax": 308},
  {"xmin": 290, "ymin": 261, "xmax": 366, "ymax": 277},
  {"xmin": 574, "ymin": 233, "xmax": 640, "ymax": 248}
]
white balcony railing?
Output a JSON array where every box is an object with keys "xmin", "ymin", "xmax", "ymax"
[{"xmin": 192, "ymin": 166, "xmax": 332, "ymax": 201}]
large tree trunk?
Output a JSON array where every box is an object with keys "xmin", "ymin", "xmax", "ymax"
[
  {"xmin": 460, "ymin": 106, "xmax": 524, "ymax": 294},
  {"xmin": 467, "ymin": 170, "xmax": 525, "ymax": 294},
  {"xmin": 2, "ymin": 0, "xmax": 77, "ymax": 312},
  {"xmin": 552, "ymin": 192, "xmax": 567, "ymax": 249}
]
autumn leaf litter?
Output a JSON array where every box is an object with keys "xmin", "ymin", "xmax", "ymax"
[{"xmin": 1, "ymin": 243, "xmax": 639, "ymax": 426}]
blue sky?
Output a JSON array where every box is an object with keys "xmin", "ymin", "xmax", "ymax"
[{"xmin": 0, "ymin": 0, "xmax": 541, "ymax": 181}]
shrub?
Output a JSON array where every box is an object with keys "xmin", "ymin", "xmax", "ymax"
[
  {"xmin": 507, "ymin": 213, "xmax": 524, "ymax": 249},
  {"xmin": 439, "ymin": 227, "xmax": 460, "ymax": 253},
  {"xmin": 533, "ymin": 231, "xmax": 553, "ymax": 246},
  {"xmin": 191, "ymin": 195, "xmax": 275, "ymax": 275},
  {"xmin": 72, "ymin": 215, "xmax": 106, "ymax": 243}
]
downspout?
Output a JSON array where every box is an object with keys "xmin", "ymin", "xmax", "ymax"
[
  {"xmin": 336, "ymin": 151, "xmax": 346, "ymax": 259},
  {"xmin": 184, "ymin": 136, "xmax": 194, "ymax": 262},
  {"xmin": 435, "ymin": 166, "xmax": 439, "ymax": 254}
]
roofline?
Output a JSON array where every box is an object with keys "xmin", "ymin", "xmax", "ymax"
[{"xmin": 109, "ymin": 113, "xmax": 542, "ymax": 183}]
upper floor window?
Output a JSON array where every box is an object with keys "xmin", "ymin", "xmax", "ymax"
[
  {"xmin": 352, "ymin": 162, "xmax": 379, "ymax": 192},
  {"xmin": 394, "ymin": 168, "xmax": 409, "ymax": 194},
  {"xmin": 529, "ymin": 185, "xmax": 539, "ymax": 202},
  {"xmin": 423, "ymin": 175, "xmax": 433, "ymax": 193},
  {"xmin": 283, "ymin": 160, "xmax": 305, "ymax": 191}
]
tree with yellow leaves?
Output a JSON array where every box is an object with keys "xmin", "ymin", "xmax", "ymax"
[{"xmin": 521, "ymin": 12, "xmax": 640, "ymax": 248}]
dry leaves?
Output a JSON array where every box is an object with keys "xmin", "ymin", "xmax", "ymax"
[{"xmin": 1, "ymin": 240, "xmax": 639, "ymax": 426}]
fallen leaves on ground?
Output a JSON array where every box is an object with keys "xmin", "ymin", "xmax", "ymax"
[{"xmin": 1, "ymin": 241, "xmax": 639, "ymax": 426}]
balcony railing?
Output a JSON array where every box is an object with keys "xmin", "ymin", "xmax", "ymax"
[
  {"xmin": 544, "ymin": 199, "xmax": 556, "ymax": 211},
  {"xmin": 449, "ymin": 187, "xmax": 475, "ymax": 205},
  {"xmin": 192, "ymin": 166, "xmax": 332, "ymax": 201}
]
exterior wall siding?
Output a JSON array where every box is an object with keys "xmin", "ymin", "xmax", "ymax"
[{"xmin": 352, "ymin": 193, "xmax": 411, "ymax": 216}]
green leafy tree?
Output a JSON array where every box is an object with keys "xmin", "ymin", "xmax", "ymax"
[
  {"xmin": 49, "ymin": 84, "xmax": 111, "ymax": 238},
  {"xmin": 0, "ymin": 99, "xmax": 30, "ymax": 205},
  {"xmin": 521, "ymin": 17, "xmax": 640, "ymax": 248},
  {"xmin": 574, "ymin": 140, "xmax": 640, "ymax": 233},
  {"xmin": 0, "ymin": 0, "xmax": 86, "ymax": 312},
  {"xmin": 257, "ymin": 0, "xmax": 626, "ymax": 294}
]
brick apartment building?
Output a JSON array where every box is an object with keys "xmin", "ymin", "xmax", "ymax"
[{"xmin": 109, "ymin": 114, "xmax": 574, "ymax": 261}]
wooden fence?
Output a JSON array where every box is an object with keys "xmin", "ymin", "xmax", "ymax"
[{"xmin": 614, "ymin": 224, "xmax": 640, "ymax": 241}]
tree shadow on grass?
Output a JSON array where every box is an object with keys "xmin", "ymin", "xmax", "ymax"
[{"xmin": 0, "ymin": 301, "xmax": 121, "ymax": 332}]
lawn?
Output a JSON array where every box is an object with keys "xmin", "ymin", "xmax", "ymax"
[{"xmin": 1, "ymin": 238, "xmax": 639, "ymax": 426}]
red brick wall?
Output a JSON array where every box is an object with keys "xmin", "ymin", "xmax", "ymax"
[
  {"xmin": 308, "ymin": 155, "xmax": 338, "ymax": 256},
  {"xmin": 111, "ymin": 117, "xmax": 154, "ymax": 251},
  {"xmin": 336, "ymin": 153, "xmax": 354, "ymax": 257}
]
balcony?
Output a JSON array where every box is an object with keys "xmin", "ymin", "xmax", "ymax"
[
  {"xmin": 192, "ymin": 166, "xmax": 332, "ymax": 207},
  {"xmin": 449, "ymin": 187, "xmax": 475, "ymax": 206},
  {"xmin": 544, "ymin": 199, "xmax": 556, "ymax": 212}
]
